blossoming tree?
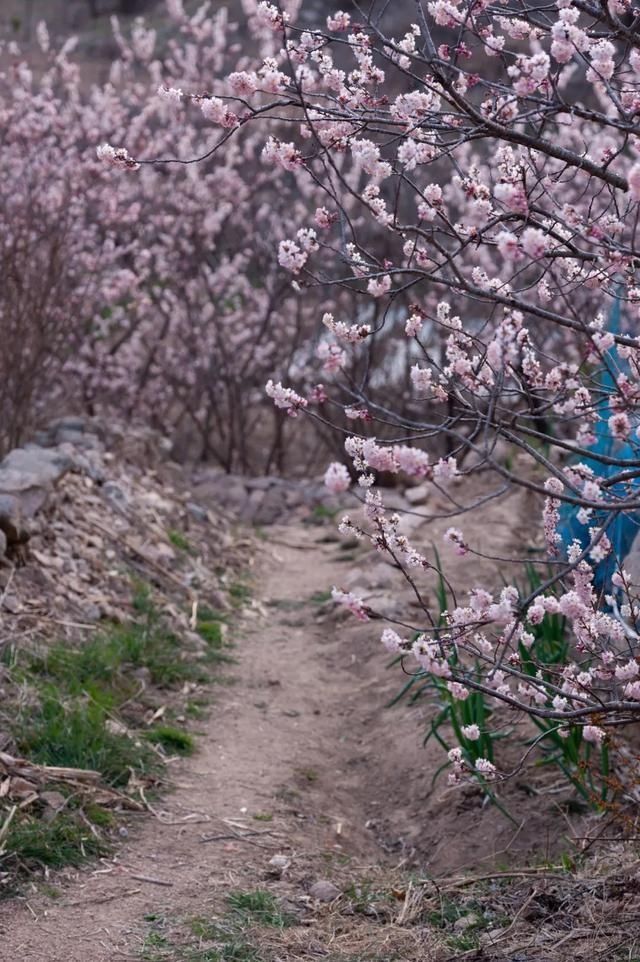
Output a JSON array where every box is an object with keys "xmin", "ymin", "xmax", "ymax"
[
  {"xmin": 101, "ymin": 0, "xmax": 640, "ymax": 781},
  {"xmin": 1, "ymin": 4, "xmax": 334, "ymax": 471}
]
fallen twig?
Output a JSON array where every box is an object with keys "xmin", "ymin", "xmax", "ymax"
[
  {"xmin": 127, "ymin": 873, "xmax": 173, "ymax": 887},
  {"xmin": 0, "ymin": 804, "xmax": 17, "ymax": 850},
  {"xmin": 63, "ymin": 887, "xmax": 142, "ymax": 907}
]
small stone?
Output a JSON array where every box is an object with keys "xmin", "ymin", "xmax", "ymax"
[
  {"xmin": 309, "ymin": 880, "xmax": 341, "ymax": 902},
  {"xmin": 186, "ymin": 501, "xmax": 208, "ymax": 523},
  {"xmin": 1, "ymin": 594, "xmax": 20, "ymax": 614},
  {"xmin": 267, "ymin": 855, "xmax": 291, "ymax": 878},
  {"xmin": 0, "ymin": 530, "xmax": 6, "ymax": 557},
  {"xmin": 40, "ymin": 790, "xmax": 66, "ymax": 812},
  {"xmin": 453, "ymin": 912, "xmax": 480, "ymax": 933},
  {"xmin": 102, "ymin": 481, "xmax": 129, "ymax": 512},
  {"xmin": 82, "ymin": 603, "xmax": 103, "ymax": 622}
]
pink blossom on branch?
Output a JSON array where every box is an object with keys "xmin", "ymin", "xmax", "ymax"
[{"xmin": 324, "ymin": 462, "xmax": 351, "ymax": 494}]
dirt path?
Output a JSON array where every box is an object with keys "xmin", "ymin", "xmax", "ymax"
[{"xmin": 0, "ymin": 524, "xmax": 418, "ymax": 960}]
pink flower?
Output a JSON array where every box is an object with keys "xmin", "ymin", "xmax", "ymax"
[
  {"xmin": 475, "ymin": 758, "xmax": 497, "ymax": 779},
  {"xmin": 444, "ymin": 527, "xmax": 468, "ymax": 555},
  {"xmin": 96, "ymin": 143, "xmax": 139, "ymax": 170},
  {"xmin": 314, "ymin": 206, "xmax": 335, "ymax": 228},
  {"xmin": 227, "ymin": 71, "xmax": 258, "ymax": 96},
  {"xmin": 381, "ymin": 628, "xmax": 403, "ymax": 652},
  {"xmin": 582, "ymin": 725, "xmax": 606, "ymax": 746},
  {"xmin": 461, "ymin": 723, "xmax": 480, "ymax": 741},
  {"xmin": 433, "ymin": 457, "xmax": 459, "ymax": 482},
  {"xmin": 331, "ymin": 587, "xmax": 369, "ymax": 621},
  {"xmin": 324, "ymin": 462, "xmax": 351, "ymax": 494},
  {"xmin": 327, "ymin": 11, "xmax": 351, "ymax": 31},
  {"xmin": 615, "ymin": 659, "xmax": 639, "ymax": 681},
  {"xmin": 262, "ymin": 137, "xmax": 302, "ymax": 171},
  {"xmin": 157, "ymin": 85, "xmax": 184, "ymax": 105},
  {"xmin": 608, "ymin": 412, "xmax": 630, "ymax": 440},
  {"xmin": 495, "ymin": 229, "xmax": 518, "ymax": 259},
  {"xmin": 265, "ymin": 380, "xmax": 308, "ymax": 416},
  {"xmin": 200, "ymin": 97, "xmax": 239, "ymax": 127},
  {"xmin": 410, "ymin": 365, "xmax": 432, "ymax": 392},
  {"xmin": 278, "ymin": 240, "xmax": 307, "ymax": 273},
  {"xmin": 367, "ymin": 275, "xmax": 391, "ymax": 297},
  {"xmin": 405, "ymin": 313, "xmax": 423, "ymax": 336},
  {"xmin": 256, "ymin": 1, "xmax": 289, "ymax": 31},
  {"xmin": 520, "ymin": 227, "xmax": 548, "ymax": 259}
]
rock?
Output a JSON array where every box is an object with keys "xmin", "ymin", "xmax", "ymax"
[
  {"xmin": 309, "ymin": 880, "xmax": 341, "ymax": 902},
  {"xmin": 186, "ymin": 501, "xmax": 208, "ymax": 523},
  {"xmin": 453, "ymin": 912, "xmax": 480, "ymax": 933},
  {"xmin": 0, "ymin": 530, "xmax": 6, "ymax": 557},
  {"xmin": 207, "ymin": 589, "xmax": 229, "ymax": 612},
  {"xmin": 267, "ymin": 854, "xmax": 291, "ymax": 878},
  {"xmin": 0, "ymin": 493, "xmax": 27, "ymax": 545},
  {"xmin": 405, "ymin": 483, "xmax": 430, "ymax": 506},
  {"xmin": 40, "ymin": 790, "xmax": 66, "ymax": 812},
  {"xmin": 245, "ymin": 477, "xmax": 276, "ymax": 491},
  {"xmin": 82, "ymin": 603, "xmax": 103, "ymax": 622},
  {"xmin": 0, "ymin": 445, "xmax": 72, "ymax": 518},
  {"xmin": 132, "ymin": 666, "xmax": 152, "ymax": 685},
  {"xmin": 102, "ymin": 480, "xmax": 129, "ymax": 512},
  {"xmin": 57, "ymin": 444, "xmax": 106, "ymax": 482},
  {"xmin": 1, "ymin": 594, "xmax": 20, "ymax": 614},
  {"xmin": 0, "ymin": 445, "xmax": 71, "ymax": 489}
]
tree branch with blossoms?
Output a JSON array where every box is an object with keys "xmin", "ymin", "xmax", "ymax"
[{"xmin": 98, "ymin": 0, "xmax": 640, "ymax": 789}]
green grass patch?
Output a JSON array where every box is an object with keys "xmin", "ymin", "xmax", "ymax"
[
  {"xmin": 189, "ymin": 919, "xmax": 260, "ymax": 962},
  {"xmin": 227, "ymin": 889, "xmax": 294, "ymax": 929},
  {"xmin": 24, "ymin": 604, "xmax": 213, "ymax": 710},
  {"xmin": 145, "ymin": 725, "xmax": 195, "ymax": 756},
  {"xmin": 229, "ymin": 582, "xmax": 251, "ymax": 608},
  {"xmin": 197, "ymin": 620, "xmax": 223, "ymax": 647},
  {"xmin": 4, "ymin": 813, "xmax": 109, "ymax": 870},
  {"xmin": 167, "ymin": 529, "xmax": 194, "ymax": 553},
  {"xmin": 15, "ymin": 694, "xmax": 156, "ymax": 787},
  {"xmin": 137, "ymin": 888, "xmax": 294, "ymax": 962}
]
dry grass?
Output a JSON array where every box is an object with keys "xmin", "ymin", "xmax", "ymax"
[{"xmin": 232, "ymin": 843, "xmax": 640, "ymax": 962}]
